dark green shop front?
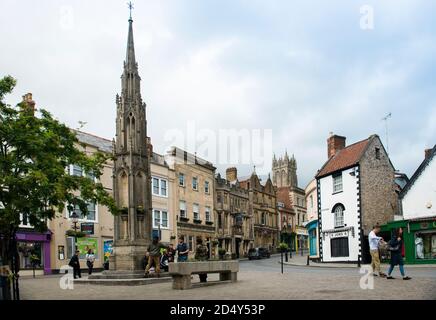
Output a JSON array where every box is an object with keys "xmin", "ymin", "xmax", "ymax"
[{"xmin": 380, "ymin": 217, "xmax": 436, "ymax": 265}]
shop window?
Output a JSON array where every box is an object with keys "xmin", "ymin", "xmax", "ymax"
[
  {"xmin": 415, "ymin": 232, "xmax": 436, "ymax": 260},
  {"xmin": 17, "ymin": 242, "xmax": 43, "ymax": 270}
]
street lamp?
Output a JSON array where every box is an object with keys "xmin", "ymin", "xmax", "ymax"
[{"xmin": 71, "ymin": 211, "xmax": 79, "ymax": 250}]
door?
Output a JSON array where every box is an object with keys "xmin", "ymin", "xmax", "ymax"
[{"xmin": 309, "ymin": 229, "xmax": 317, "ymax": 256}]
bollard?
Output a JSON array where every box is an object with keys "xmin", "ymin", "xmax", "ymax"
[
  {"xmin": 358, "ymin": 255, "xmax": 361, "ymax": 268},
  {"xmin": 307, "ymin": 255, "xmax": 310, "ymax": 266}
]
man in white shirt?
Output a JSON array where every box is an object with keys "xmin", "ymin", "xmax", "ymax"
[{"xmin": 368, "ymin": 225, "xmax": 386, "ymax": 277}]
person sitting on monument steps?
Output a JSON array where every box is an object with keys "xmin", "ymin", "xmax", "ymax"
[
  {"xmin": 195, "ymin": 237, "xmax": 209, "ymax": 283},
  {"xmin": 145, "ymin": 236, "xmax": 166, "ymax": 277},
  {"xmin": 176, "ymin": 236, "xmax": 189, "ymax": 262}
]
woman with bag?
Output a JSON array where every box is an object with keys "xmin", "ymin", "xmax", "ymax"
[
  {"xmin": 86, "ymin": 249, "xmax": 95, "ymax": 275},
  {"xmin": 386, "ymin": 228, "xmax": 411, "ymax": 280}
]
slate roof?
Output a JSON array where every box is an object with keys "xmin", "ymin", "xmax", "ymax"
[
  {"xmin": 316, "ymin": 136, "xmax": 372, "ymax": 178},
  {"xmin": 73, "ymin": 130, "xmax": 112, "ymax": 153},
  {"xmin": 400, "ymin": 144, "xmax": 436, "ymax": 199}
]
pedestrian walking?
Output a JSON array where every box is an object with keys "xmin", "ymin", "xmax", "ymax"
[
  {"xmin": 176, "ymin": 236, "xmax": 189, "ymax": 262},
  {"xmin": 145, "ymin": 236, "xmax": 165, "ymax": 277},
  {"xmin": 368, "ymin": 225, "xmax": 386, "ymax": 277},
  {"xmin": 68, "ymin": 250, "xmax": 81, "ymax": 279},
  {"xmin": 386, "ymin": 228, "xmax": 411, "ymax": 280},
  {"xmin": 195, "ymin": 237, "xmax": 209, "ymax": 283},
  {"xmin": 86, "ymin": 249, "xmax": 95, "ymax": 275}
]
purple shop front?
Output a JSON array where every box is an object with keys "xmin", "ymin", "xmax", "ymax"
[{"xmin": 16, "ymin": 230, "xmax": 52, "ymax": 275}]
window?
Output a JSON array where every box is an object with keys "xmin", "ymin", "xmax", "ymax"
[
  {"xmin": 179, "ymin": 201, "xmax": 186, "ymax": 218},
  {"xmin": 193, "ymin": 203, "xmax": 200, "ymax": 221},
  {"xmin": 72, "ymin": 164, "xmax": 83, "ymax": 177},
  {"xmin": 153, "ymin": 209, "xmax": 169, "ymax": 229},
  {"xmin": 261, "ymin": 212, "xmax": 266, "ymax": 225},
  {"xmin": 333, "ymin": 204, "xmax": 345, "ymax": 228},
  {"xmin": 161, "ymin": 180, "xmax": 167, "ymax": 196},
  {"xmin": 19, "ymin": 213, "xmax": 33, "ymax": 228},
  {"xmin": 152, "ymin": 177, "xmax": 168, "ymax": 197},
  {"xmin": 333, "ymin": 173, "xmax": 343, "ymax": 193},
  {"xmin": 179, "ymin": 173, "xmax": 185, "ymax": 187},
  {"xmin": 153, "ymin": 178, "xmax": 159, "ymax": 195},
  {"xmin": 192, "ymin": 177, "xmax": 198, "ymax": 190},
  {"xmin": 375, "ymin": 147, "xmax": 381, "ymax": 160},
  {"xmin": 331, "ymin": 237, "xmax": 349, "ymax": 257},
  {"xmin": 217, "ymin": 194, "xmax": 222, "ymax": 203},
  {"xmin": 69, "ymin": 202, "xmax": 97, "ymax": 222},
  {"xmin": 310, "ymin": 195, "xmax": 314, "ymax": 209},
  {"xmin": 204, "ymin": 181, "xmax": 210, "ymax": 194},
  {"xmin": 188, "ymin": 236, "xmax": 194, "ymax": 251},
  {"xmin": 205, "ymin": 206, "xmax": 211, "ymax": 222},
  {"xmin": 218, "ymin": 214, "xmax": 223, "ymax": 228}
]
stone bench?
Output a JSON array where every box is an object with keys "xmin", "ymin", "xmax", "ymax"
[{"xmin": 169, "ymin": 260, "xmax": 239, "ymax": 290}]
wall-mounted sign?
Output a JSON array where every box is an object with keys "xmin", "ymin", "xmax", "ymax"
[
  {"xmin": 58, "ymin": 245, "xmax": 65, "ymax": 260},
  {"xmin": 330, "ymin": 231, "xmax": 349, "ymax": 239},
  {"xmin": 81, "ymin": 223, "xmax": 94, "ymax": 235}
]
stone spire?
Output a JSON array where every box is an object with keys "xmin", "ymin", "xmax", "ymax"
[{"xmin": 111, "ymin": 7, "xmax": 152, "ymax": 272}]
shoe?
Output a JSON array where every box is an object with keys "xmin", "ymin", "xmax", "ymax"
[
  {"xmin": 379, "ymin": 273, "xmax": 387, "ymax": 278},
  {"xmin": 386, "ymin": 276, "xmax": 395, "ymax": 279},
  {"xmin": 372, "ymin": 273, "xmax": 378, "ymax": 277},
  {"xmin": 403, "ymin": 276, "xmax": 411, "ymax": 280}
]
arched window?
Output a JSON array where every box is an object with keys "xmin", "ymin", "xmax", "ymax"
[{"xmin": 332, "ymin": 204, "xmax": 345, "ymax": 228}]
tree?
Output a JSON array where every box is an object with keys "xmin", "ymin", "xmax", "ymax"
[{"xmin": 0, "ymin": 76, "xmax": 118, "ymax": 294}]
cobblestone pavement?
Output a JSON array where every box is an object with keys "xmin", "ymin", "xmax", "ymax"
[{"xmin": 19, "ymin": 258, "xmax": 436, "ymax": 300}]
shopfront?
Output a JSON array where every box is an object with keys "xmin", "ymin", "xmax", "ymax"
[
  {"xmin": 381, "ymin": 217, "xmax": 436, "ymax": 265},
  {"xmin": 16, "ymin": 230, "xmax": 52, "ymax": 275},
  {"xmin": 306, "ymin": 220, "xmax": 319, "ymax": 258},
  {"xmin": 295, "ymin": 226, "xmax": 308, "ymax": 253}
]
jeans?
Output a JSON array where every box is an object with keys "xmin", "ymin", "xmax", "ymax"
[
  {"xmin": 178, "ymin": 255, "xmax": 188, "ymax": 262},
  {"xmin": 388, "ymin": 264, "xmax": 405, "ymax": 277}
]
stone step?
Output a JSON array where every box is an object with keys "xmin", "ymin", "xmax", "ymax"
[
  {"xmin": 89, "ymin": 272, "xmax": 170, "ymax": 279},
  {"xmin": 74, "ymin": 276, "xmax": 172, "ymax": 286}
]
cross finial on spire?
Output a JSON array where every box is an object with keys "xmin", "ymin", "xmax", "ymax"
[{"xmin": 127, "ymin": 1, "xmax": 134, "ymax": 21}]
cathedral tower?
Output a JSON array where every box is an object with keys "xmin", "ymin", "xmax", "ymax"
[
  {"xmin": 111, "ymin": 11, "xmax": 152, "ymax": 271},
  {"xmin": 272, "ymin": 151, "xmax": 298, "ymax": 188}
]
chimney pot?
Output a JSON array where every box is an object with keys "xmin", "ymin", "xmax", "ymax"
[{"xmin": 425, "ymin": 148, "xmax": 432, "ymax": 160}]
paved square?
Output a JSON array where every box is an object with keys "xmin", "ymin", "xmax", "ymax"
[{"xmin": 19, "ymin": 258, "xmax": 436, "ymax": 300}]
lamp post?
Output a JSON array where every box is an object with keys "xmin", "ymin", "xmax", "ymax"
[{"xmin": 71, "ymin": 211, "xmax": 79, "ymax": 250}]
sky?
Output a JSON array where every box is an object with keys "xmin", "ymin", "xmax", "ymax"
[{"xmin": 1, "ymin": 0, "xmax": 435, "ymax": 188}]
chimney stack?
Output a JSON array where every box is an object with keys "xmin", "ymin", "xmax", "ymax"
[
  {"xmin": 226, "ymin": 167, "xmax": 237, "ymax": 182},
  {"xmin": 22, "ymin": 93, "xmax": 36, "ymax": 114},
  {"xmin": 327, "ymin": 133, "xmax": 346, "ymax": 158},
  {"xmin": 425, "ymin": 148, "xmax": 432, "ymax": 160}
]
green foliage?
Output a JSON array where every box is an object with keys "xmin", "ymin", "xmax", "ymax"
[
  {"xmin": 0, "ymin": 76, "xmax": 118, "ymax": 264},
  {"xmin": 66, "ymin": 230, "xmax": 86, "ymax": 238},
  {"xmin": 278, "ymin": 242, "xmax": 289, "ymax": 252}
]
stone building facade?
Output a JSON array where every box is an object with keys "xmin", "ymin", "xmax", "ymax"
[
  {"xmin": 215, "ymin": 168, "xmax": 253, "ymax": 258},
  {"xmin": 240, "ymin": 172, "xmax": 278, "ymax": 252},
  {"xmin": 165, "ymin": 147, "xmax": 216, "ymax": 258}
]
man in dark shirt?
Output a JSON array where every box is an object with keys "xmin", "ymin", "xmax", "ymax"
[
  {"xmin": 176, "ymin": 236, "xmax": 189, "ymax": 262},
  {"xmin": 68, "ymin": 250, "xmax": 81, "ymax": 279}
]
